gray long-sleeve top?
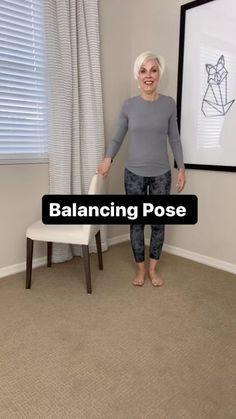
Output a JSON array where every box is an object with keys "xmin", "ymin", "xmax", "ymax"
[{"xmin": 105, "ymin": 94, "xmax": 185, "ymax": 177}]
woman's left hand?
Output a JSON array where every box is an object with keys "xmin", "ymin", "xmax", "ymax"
[{"xmin": 176, "ymin": 168, "xmax": 186, "ymax": 192}]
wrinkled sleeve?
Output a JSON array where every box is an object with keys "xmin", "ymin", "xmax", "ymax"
[
  {"xmin": 105, "ymin": 101, "xmax": 128, "ymax": 160},
  {"xmin": 168, "ymin": 99, "xmax": 185, "ymax": 169}
]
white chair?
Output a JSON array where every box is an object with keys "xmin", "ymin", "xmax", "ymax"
[{"xmin": 26, "ymin": 174, "xmax": 107, "ymax": 294}]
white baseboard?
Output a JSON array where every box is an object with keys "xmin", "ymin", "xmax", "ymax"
[
  {"xmin": 108, "ymin": 234, "xmax": 129, "ymax": 246},
  {"xmin": 162, "ymin": 244, "xmax": 236, "ymax": 275},
  {"xmin": 0, "ymin": 235, "xmax": 235, "ymax": 279},
  {"xmin": 0, "ymin": 257, "xmax": 47, "ymax": 279}
]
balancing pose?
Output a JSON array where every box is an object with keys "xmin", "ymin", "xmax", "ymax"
[{"xmin": 98, "ymin": 51, "xmax": 186, "ymax": 287}]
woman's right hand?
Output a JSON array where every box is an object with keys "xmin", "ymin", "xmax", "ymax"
[{"xmin": 97, "ymin": 157, "xmax": 112, "ymax": 177}]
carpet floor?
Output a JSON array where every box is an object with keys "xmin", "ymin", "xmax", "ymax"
[{"xmin": 0, "ymin": 242, "xmax": 235, "ymax": 419}]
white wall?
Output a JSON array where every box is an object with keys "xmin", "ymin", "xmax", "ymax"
[
  {"xmin": 0, "ymin": 164, "xmax": 48, "ymax": 271},
  {"xmin": 0, "ymin": 0, "xmax": 235, "ymax": 276}
]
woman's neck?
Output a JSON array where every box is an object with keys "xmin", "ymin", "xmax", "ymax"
[{"xmin": 140, "ymin": 91, "xmax": 159, "ymax": 101}]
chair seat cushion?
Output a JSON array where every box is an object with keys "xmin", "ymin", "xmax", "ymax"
[{"xmin": 26, "ymin": 220, "xmax": 98, "ymax": 245}]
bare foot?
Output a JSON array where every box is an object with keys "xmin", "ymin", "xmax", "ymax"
[
  {"xmin": 149, "ymin": 271, "xmax": 164, "ymax": 287},
  {"xmin": 133, "ymin": 270, "xmax": 145, "ymax": 286}
]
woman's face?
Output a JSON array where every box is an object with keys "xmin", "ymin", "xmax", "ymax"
[{"xmin": 138, "ymin": 59, "xmax": 160, "ymax": 95}]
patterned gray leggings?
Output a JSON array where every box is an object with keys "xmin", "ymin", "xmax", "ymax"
[{"xmin": 124, "ymin": 168, "xmax": 171, "ymax": 263}]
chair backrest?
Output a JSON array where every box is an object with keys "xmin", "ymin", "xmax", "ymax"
[
  {"xmin": 84, "ymin": 174, "xmax": 108, "ymax": 243},
  {"xmin": 88, "ymin": 173, "xmax": 107, "ymax": 195}
]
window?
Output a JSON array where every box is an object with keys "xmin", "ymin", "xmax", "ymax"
[{"xmin": 0, "ymin": 0, "xmax": 48, "ymax": 164}]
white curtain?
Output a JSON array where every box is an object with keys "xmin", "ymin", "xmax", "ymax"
[{"xmin": 43, "ymin": 0, "xmax": 107, "ymax": 262}]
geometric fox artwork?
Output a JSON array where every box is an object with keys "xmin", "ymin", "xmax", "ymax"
[{"xmin": 201, "ymin": 55, "xmax": 235, "ymax": 117}]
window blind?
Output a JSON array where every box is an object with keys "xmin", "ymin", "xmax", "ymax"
[{"xmin": 0, "ymin": 0, "xmax": 48, "ymax": 163}]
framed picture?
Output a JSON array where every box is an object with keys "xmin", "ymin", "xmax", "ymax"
[{"xmin": 177, "ymin": 0, "xmax": 236, "ymax": 171}]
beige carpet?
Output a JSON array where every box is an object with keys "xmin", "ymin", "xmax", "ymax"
[{"xmin": 0, "ymin": 242, "xmax": 236, "ymax": 419}]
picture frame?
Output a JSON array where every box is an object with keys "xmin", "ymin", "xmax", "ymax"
[{"xmin": 176, "ymin": 0, "xmax": 236, "ymax": 171}]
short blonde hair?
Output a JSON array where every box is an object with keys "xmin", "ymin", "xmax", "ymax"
[{"xmin": 133, "ymin": 51, "xmax": 165, "ymax": 80}]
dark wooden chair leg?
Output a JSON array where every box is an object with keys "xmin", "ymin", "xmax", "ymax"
[
  {"xmin": 95, "ymin": 230, "xmax": 103, "ymax": 270},
  {"xmin": 26, "ymin": 238, "xmax": 34, "ymax": 289},
  {"xmin": 47, "ymin": 242, "xmax": 52, "ymax": 267},
  {"xmin": 82, "ymin": 245, "xmax": 92, "ymax": 294}
]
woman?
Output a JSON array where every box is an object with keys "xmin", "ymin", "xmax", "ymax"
[{"xmin": 97, "ymin": 51, "xmax": 185, "ymax": 287}]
